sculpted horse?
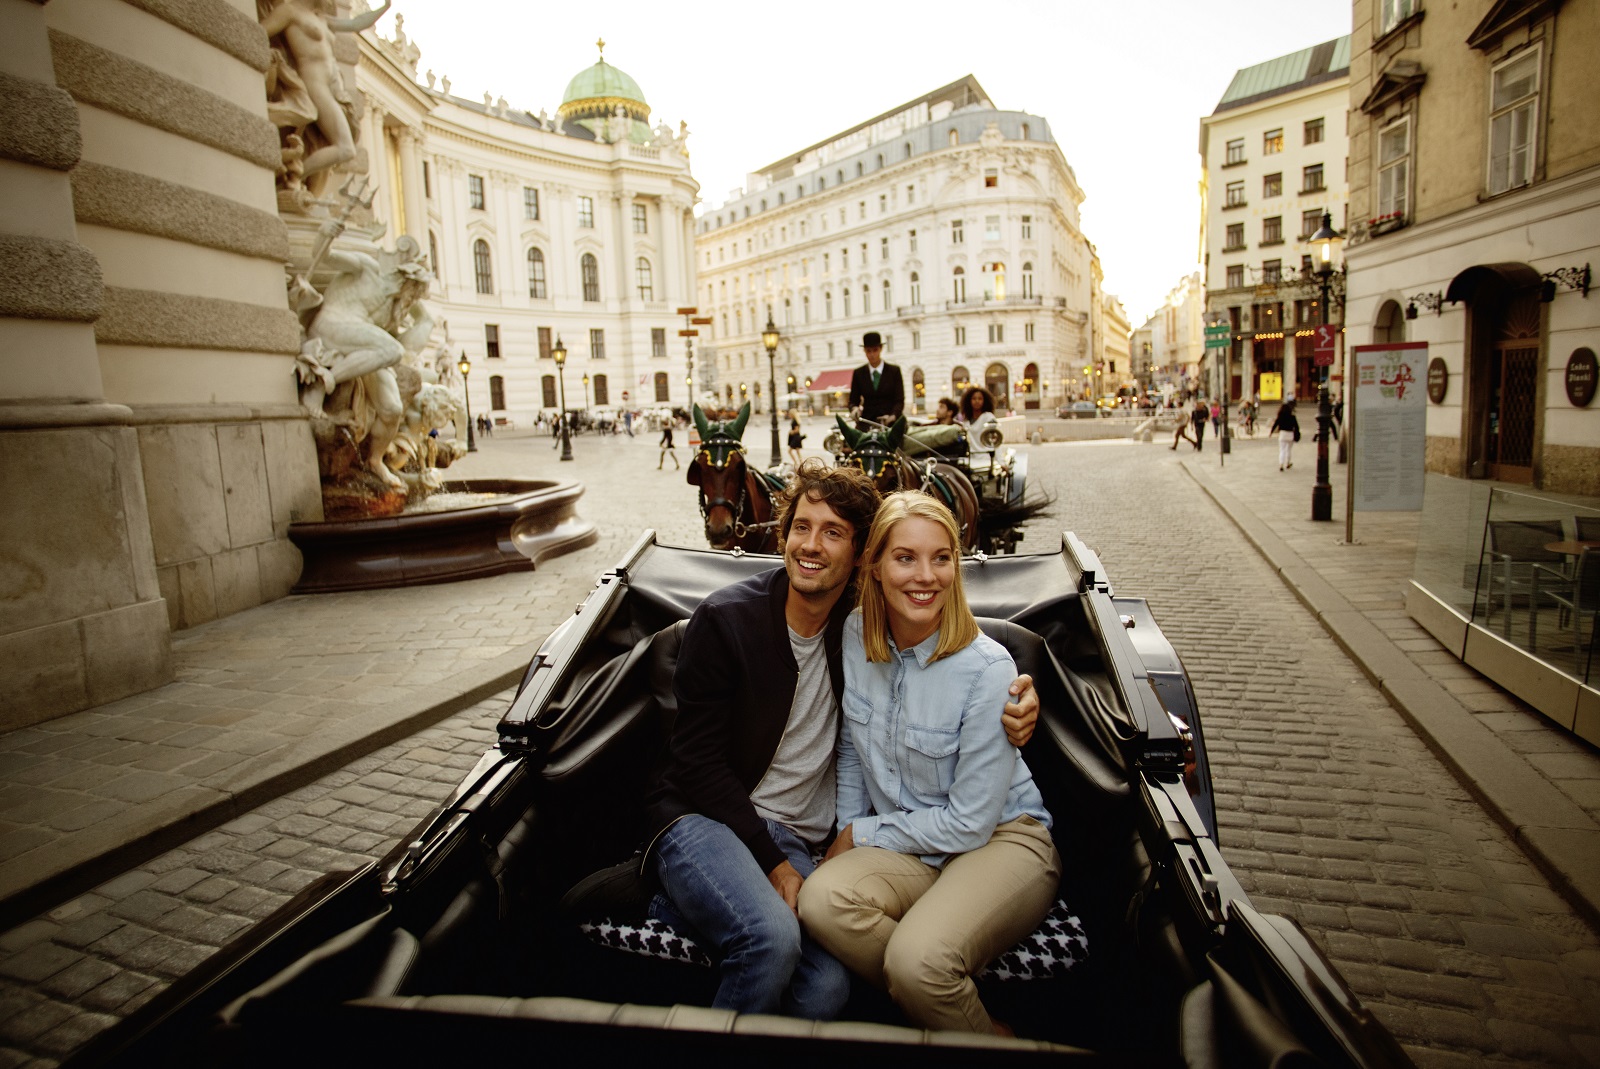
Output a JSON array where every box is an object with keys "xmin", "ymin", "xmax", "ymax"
[
  {"xmin": 833, "ymin": 416, "xmax": 982, "ymax": 553},
  {"xmin": 687, "ymin": 403, "xmax": 785, "ymax": 554}
]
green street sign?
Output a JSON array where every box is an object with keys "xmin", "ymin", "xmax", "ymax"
[{"xmin": 1205, "ymin": 326, "xmax": 1231, "ymax": 350}]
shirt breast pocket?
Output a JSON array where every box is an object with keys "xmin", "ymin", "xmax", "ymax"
[
  {"xmin": 842, "ymin": 687, "xmax": 873, "ymax": 727},
  {"xmin": 903, "ymin": 725, "xmax": 959, "ymax": 796}
]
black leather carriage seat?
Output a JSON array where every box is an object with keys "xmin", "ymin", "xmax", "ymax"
[
  {"xmin": 350, "ymin": 994, "xmax": 1091, "ymax": 1053},
  {"xmin": 568, "ymin": 614, "xmax": 1124, "ymax": 984}
]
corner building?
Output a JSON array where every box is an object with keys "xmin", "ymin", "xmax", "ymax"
[
  {"xmin": 1199, "ymin": 38, "xmax": 1350, "ymax": 404},
  {"xmin": 694, "ymin": 77, "xmax": 1101, "ymax": 416},
  {"xmin": 355, "ymin": 32, "xmax": 700, "ymax": 424}
]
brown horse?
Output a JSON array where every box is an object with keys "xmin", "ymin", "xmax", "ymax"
[
  {"xmin": 833, "ymin": 416, "xmax": 983, "ymax": 553},
  {"xmin": 687, "ymin": 403, "xmax": 784, "ymax": 554}
]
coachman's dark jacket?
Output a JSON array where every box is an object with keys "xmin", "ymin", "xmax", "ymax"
[
  {"xmin": 642, "ymin": 568, "xmax": 849, "ymax": 874},
  {"xmin": 848, "ymin": 362, "xmax": 906, "ymax": 424}
]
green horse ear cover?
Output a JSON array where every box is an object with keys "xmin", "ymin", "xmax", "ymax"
[
  {"xmin": 692, "ymin": 404, "xmax": 711, "ymax": 441},
  {"xmin": 886, "ymin": 416, "xmax": 908, "ymax": 451},
  {"xmin": 729, "ymin": 401, "xmax": 752, "ymax": 440},
  {"xmin": 835, "ymin": 414, "xmax": 864, "ymax": 450}
]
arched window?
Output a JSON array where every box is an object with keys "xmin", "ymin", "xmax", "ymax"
[
  {"xmin": 987, "ymin": 262, "xmax": 1007, "ymax": 301},
  {"xmin": 527, "ymin": 248, "xmax": 547, "ymax": 298},
  {"xmin": 654, "ymin": 371, "xmax": 670, "ymax": 402},
  {"xmin": 843, "ymin": 288, "xmax": 852, "ymax": 317},
  {"xmin": 951, "ymin": 365, "xmax": 970, "ymax": 396},
  {"xmin": 1374, "ymin": 299, "xmax": 1406, "ymax": 343},
  {"xmin": 1021, "ymin": 123, "xmax": 1030, "ymax": 140},
  {"xmin": 636, "ymin": 257, "xmax": 653, "ymax": 301},
  {"xmin": 489, "ymin": 374, "xmax": 506, "ymax": 410},
  {"xmin": 541, "ymin": 375, "xmax": 557, "ymax": 409},
  {"xmin": 911, "ymin": 367, "xmax": 925, "ymax": 412},
  {"xmin": 784, "ymin": 297, "xmax": 792, "ymax": 326},
  {"xmin": 952, "ymin": 266, "xmax": 966, "ymax": 303},
  {"xmin": 904, "ymin": 142, "xmax": 912, "ymax": 159},
  {"xmin": 581, "ymin": 253, "xmax": 600, "ymax": 302},
  {"xmin": 473, "ymin": 239, "xmax": 493, "ymax": 294},
  {"xmin": 882, "ymin": 279, "xmax": 892, "ymax": 310},
  {"xmin": 735, "ymin": 308, "xmax": 743, "ymax": 335},
  {"xmin": 985, "ymin": 362, "xmax": 1010, "ymax": 403},
  {"xmin": 909, "ymin": 271, "xmax": 921, "ymax": 305},
  {"xmin": 593, "ymin": 373, "xmax": 609, "ymax": 406},
  {"xmin": 948, "ymin": 129, "xmax": 959, "ymax": 147},
  {"xmin": 802, "ymin": 293, "xmax": 811, "ymax": 323},
  {"xmin": 1022, "ymin": 362, "xmax": 1040, "ymax": 410},
  {"xmin": 1021, "ymin": 262, "xmax": 1034, "ymax": 299},
  {"xmin": 824, "ymin": 292, "xmax": 833, "ymax": 320}
]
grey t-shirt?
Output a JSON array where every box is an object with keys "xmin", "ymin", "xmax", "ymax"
[{"xmin": 749, "ymin": 625, "xmax": 839, "ymax": 845}]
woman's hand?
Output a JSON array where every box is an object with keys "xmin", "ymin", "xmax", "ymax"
[
  {"xmin": 768, "ymin": 860, "xmax": 803, "ymax": 915},
  {"xmin": 823, "ymin": 823, "xmax": 855, "ymax": 862},
  {"xmin": 1003, "ymin": 674, "xmax": 1038, "ymax": 747}
]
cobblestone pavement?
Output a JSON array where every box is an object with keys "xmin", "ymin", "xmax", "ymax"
[{"xmin": 1, "ymin": 426, "xmax": 1598, "ymax": 1066}]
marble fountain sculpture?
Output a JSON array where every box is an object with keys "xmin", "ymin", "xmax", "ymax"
[{"xmin": 263, "ymin": 0, "xmax": 594, "ymax": 590}]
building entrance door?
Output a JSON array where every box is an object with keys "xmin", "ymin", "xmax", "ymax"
[{"xmin": 1485, "ymin": 340, "xmax": 1537, "ymax": 483}]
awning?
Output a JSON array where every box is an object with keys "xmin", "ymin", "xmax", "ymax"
[
  {"xmin": 1445, "ymin": 262, "xmax": 1541, "ymax": 304},
  {"xmin": 805, "ymin": 369, "xmax": 854, "ymax": 393}
]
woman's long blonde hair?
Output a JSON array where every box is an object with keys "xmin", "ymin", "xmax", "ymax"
[{"xmin": 857, "ymin": 492, "xmax": 980, "ymax": 663}]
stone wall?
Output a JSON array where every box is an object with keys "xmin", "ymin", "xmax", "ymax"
[
  {"xmin": 0, "ymin": 0, "xmax": 171, "ymax": 729},
  {"xmin": 43, "ymin": 0, "xmax": 322, "ymax": 633}
]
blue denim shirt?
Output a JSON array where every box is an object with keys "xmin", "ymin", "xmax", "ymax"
[{"xmin": 838, "ymin": 612, "xmax": 1051, "ymax": 868}]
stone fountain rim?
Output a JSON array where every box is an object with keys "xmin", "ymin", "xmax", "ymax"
[{"xmin": 289, "ymin": 478, "xmax": 584, "ymax": 538}]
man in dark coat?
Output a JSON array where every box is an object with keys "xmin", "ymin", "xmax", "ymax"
[{"xmin": 847, "ymin": 332, "xmax": 904, "ymax": 425}]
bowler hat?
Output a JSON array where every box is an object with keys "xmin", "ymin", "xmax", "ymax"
[{"xmin": 862, "ymin": 332, "xmax": 882, "ymax": 348}]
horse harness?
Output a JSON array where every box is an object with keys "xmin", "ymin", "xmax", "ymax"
[{"xmin": 696, "ymin": 434, "xmax": 780, "ymax": 542}]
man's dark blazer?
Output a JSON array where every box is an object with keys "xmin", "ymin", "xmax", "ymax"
[{"xmin": 848, "ymin": 362, "xmax": 905, "ymax": 424}]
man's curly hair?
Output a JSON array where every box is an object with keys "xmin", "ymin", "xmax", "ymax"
[{"xmin": 776, "ymin": 459, "xmax": 882, "ymax": 554}]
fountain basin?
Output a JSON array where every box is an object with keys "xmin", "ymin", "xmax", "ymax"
[{"xmin": 288, "ymin": 479, "xmax": 598, "ymax": 593}]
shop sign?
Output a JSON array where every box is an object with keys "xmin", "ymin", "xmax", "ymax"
[
  {"xmin": 1566, "ymin": 348, "xmax": 1597, "ymax": 407},
  {"xmin": 1426, "ymin": 357, "xmax": 1448, "ymax": 404}
]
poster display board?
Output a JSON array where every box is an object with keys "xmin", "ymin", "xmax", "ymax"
[
  {"xmin": 1259, "ymin": 372, "xmax": 1282, "ymax": 402},
  {"xmin": 1352, "ymin": 342, "xmax": 1428, "ymax": 512}
]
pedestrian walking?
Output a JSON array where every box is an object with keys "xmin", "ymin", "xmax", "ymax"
[
  {"xmin": 787, "ymin": 412, "xmax": 805, "ymax": 468},
  {"xmin": 624, "ymin": 408, "xmax": 634, "ymax": 437},
  {"xmin": 1169, "ymin": 412, "xmax": 1196, "ymax": 450},
  {"xmin": 1269, "ymin": 399, "xmax": 1300, "ymax": 471},
  {"xmin": 1210, "ymin": 400, "xmax": 1222, "ymax": 438},
  {"xmin": 658, "ymin": 421, "xmax": 680, "ymax": 469},
  {"xmin": 1190, "ymin": 400, "xmax": 1207, "ymax": 451}
]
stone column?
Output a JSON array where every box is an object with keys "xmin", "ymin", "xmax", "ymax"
[
  {"xmin": 398, "ymin": 125, "xmax": 426, "ymax": 243},
  {"xmin": 659, "ymin": 197, "xmax": 681, "ymax": 307},
  {"xmin": 0, "ymin": 0, "xmax": 172, "ymax": 726},
  {"xmin": 365, "ymin": 101, "xmax": 395, "ymax": 235}
]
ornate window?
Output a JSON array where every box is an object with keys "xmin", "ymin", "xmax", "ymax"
[
  {"xmin": 633, "ymin": 204, "xmax": 648, "ymax": 233},
  {"xmin": 523, "ymin": 187, "xmax": 539, "ymax": 220},
  {"xmin": 654, "ymin": 371, "xmax": 670, "ymax": 401},
  {"xmin": 1378, "ymin": 116, "xmax": 1411, "ymax": 217},
  {"xmin": 952, "ymin": 266, "xmax": 966, "ymax": 303},
  {"xmin": 473, "ymin": 239, "xmax": 493, "ymax": 294},
  {"xmin": 581, "ymin": 253, "xmax": 600, "ymax": 302},
  {"xmin": 909, "ymin": 272, "xmax": 921, "ymax": 305},
  {"xmin": 527, "ymin": 248, "xmax": 547, "ymax": 298},
  {"xmin": 468, "ymin": 174, "xmax": 485, "ymax": 210},
  {"xmin": 577, "ymin": 196, "xmax": 594, "ymax": 228},
  {"xmin": 1021, "ymin": 263, "xmax": 1033, "ymax": 299},
  {"xmin": 636, "ymin": 257, "xmax": 653, "ymax": 301}
]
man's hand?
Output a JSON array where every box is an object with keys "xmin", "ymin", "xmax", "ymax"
[
  {"xmin": 1003, "ymin": 673, "xmax": 1038, "ymax": 748},
  {"xmin": 768, "ymin": 860, "xmax": 803, "ymax": 916},
  {"xmin": 823, "ymin": 823, "xmax": 854, "ymax": 863}
]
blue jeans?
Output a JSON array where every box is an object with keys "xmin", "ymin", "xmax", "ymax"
[{"xmin": 651, "ymin": 814, "xmax": 851, "ymax": 1019}]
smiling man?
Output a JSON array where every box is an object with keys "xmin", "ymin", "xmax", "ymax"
[{"xmin": 641, "ymin": 460, "xmax": 1039, "ymax": 1019}]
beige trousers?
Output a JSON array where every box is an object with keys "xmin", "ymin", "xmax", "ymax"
[{"xmin": 798, "ymin": 816, "xmax": 1060, "ymax": 1033}]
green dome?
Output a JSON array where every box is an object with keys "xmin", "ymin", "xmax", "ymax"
[{"xmin": 561, "ymin": 59, "xmax": 646, "ymax": 109}]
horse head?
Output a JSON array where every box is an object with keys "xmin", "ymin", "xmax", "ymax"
[
  {"xmin": 689, "ymin": 402, "xmax": 753, "ymax": 547},
  {"xmin": 836, "ymin": 414, "xmax": 909, "ymax": 492}
]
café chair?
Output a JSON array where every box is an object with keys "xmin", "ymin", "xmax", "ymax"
[{"xmin": 1480, "ymin": 519, "xmax": 1566, "ymax": 639}]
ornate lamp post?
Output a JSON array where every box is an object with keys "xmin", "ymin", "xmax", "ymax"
[
  {"xmin": 458, "ymin": 351, "xmax": 477, "ymax": 453},
  {"xmin": 582, "ymin": 373, "xmax": 590, "ymax": 412},
  {"xmin": 553, "ymin": 336, "xmax": 573, "ymax": 462},
  {"xmin": 1309, "ymin": 211, "xmax": 1342, "ymax": 522},
  {"xmin": 762, "ymin": 314, "xmax": 781, "ymax": 467}
]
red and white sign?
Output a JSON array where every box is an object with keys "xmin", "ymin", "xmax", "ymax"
[{"xmin": 1313, "ymin": 324, "xmax": 1338, "ymax": 367}]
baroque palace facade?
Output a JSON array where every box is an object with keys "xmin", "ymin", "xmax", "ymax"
[
  {"xmin": 356, "ymin": 26, "xmax": 700, "ymax": 424},
  {"xmin": 693, "ymin": 77, "xmax": 1109, "ymax": 415}
]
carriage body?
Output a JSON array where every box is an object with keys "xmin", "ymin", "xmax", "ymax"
[{"xmin": 75, "ymin": 535, "xmax": 1411, "ymax": 1069}]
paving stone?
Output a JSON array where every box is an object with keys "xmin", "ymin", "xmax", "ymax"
[
  {"xmin": 37, "ymin": 959, "xmax": 119, "ymax": 1001},
  {"xmin": 0, "ymin": 945, "xmax": 79, "ymax": 985},
  {"xmin": 77, "ymin": 971, "xmax": 159, "ymax": 1015}
]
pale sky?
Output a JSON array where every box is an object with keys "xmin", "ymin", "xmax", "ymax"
[{"xmin": 377, "ymin": 0, "xmax": 1352, "ymax": 325}]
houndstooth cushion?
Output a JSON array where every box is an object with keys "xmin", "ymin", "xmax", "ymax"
[
  {"xmin": 577, "ymin": 916, "xmax": 714, "ymax": 968},
  {"xmin": 578, "ymin": 897, "xmax": 1085, "ymax": 982}
]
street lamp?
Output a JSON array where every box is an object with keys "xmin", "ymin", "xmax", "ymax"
[
  {"xmin": 458, "ymin": 351, "xmax": 477, "ymax": 453},
  {"xmin": 1309, "ymin": 211, "xmax": 1342, "ymax": 522},
  {"xmin": 762, "ymin": 314, "xmax": 781, "ymax": 467},
  {"xmin": 582, "ymin": 373, "xmax": 590, "ymax": 412},
  {"xmin": 553, "ymin": 336, "xmax": 573, "ymax": 461}
]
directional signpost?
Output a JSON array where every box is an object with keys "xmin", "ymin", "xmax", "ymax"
[{"xmin": 1204, "ymin": 324, "xmax": 1231, "ymax": 350}]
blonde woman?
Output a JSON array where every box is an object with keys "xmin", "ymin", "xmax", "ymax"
[{"xmin": 798, "ymin": 492, "xmax": 1059, "ymax": 1035}]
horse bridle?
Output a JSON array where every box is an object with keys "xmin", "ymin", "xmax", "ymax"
[{"xmin": 696, "ymin": 435, "xmax": 778, "ymax": 542}]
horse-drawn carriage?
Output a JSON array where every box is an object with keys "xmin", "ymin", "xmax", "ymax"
[
  {"xmin": 73, "ymin": 533, "xmax": 1413, "ymax": 1068},
  {"xmin": 689, "ymin": 404, "xmax": 1042, "ymax": 557}
]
